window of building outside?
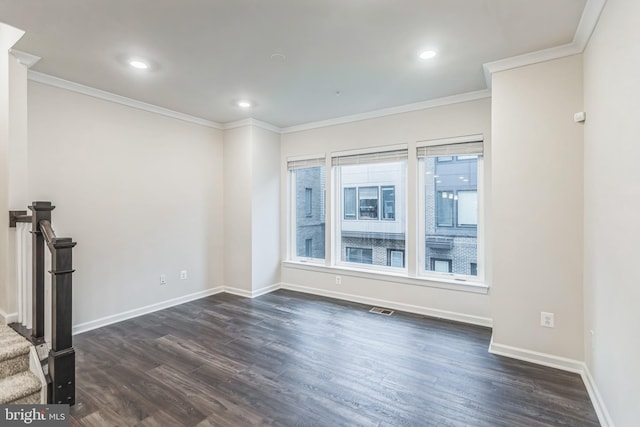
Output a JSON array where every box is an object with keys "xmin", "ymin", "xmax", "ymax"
[
  {"xmin": 304, "ymin": 188, "xmax": 312, "ymax": 216},
  {"xmin": 388, "ymin": 249, "xmax": 404, "ymax": 268},
  {"xmin": 431, "ymin": 258, "xmax": 452, "ymax": 273},
  {"xmin": 344, "ymin": 188, "xmax": 356, "ymax": 219},
  {"xmin": 346, "ymin": 247, "xmax": 373, "ymax": 264},
  {"xmin": 418, "ymin": 140, "xmax": 483, "ymax": 279},
  {"xmin": 358, "ymin": 186, "xmax": 378, "ymax": 219},
  {"xmin": 381, "ymin": 186, "xmax": 395, "ymax": 220},
  {"xmin": 288, "ymin": 158, "xmax": 326, "ymax": 261},
  {"xmin": 333, "ymin": 148, "xmax": 407, "ymax": 271}
]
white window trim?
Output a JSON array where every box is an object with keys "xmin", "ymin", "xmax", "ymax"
[
  {"xmin": 417, "ymin": 138, "xmax": 485, "ymax": 283},
  {"xmin": 282, "ymin": 260, "xmax": 489, "ymax": 295},
  {"xmin": 288, "ymin": 159, "xmax": 326, "ymax": 264},
  {"xmin": 332, "ymin": 154, "xmax": 408, "ymax": 273},
  {"xmin": 286, "ymin": 135, "xmax": 487, "ymax": 291}
]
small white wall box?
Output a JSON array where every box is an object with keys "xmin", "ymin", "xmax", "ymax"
[{"xmin": 574, "ymin": 111, "xmax": 586, "ymax": 123}]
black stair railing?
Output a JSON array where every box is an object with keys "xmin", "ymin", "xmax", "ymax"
[{"xmin": 9, "ymin": 201, "xmax": 76, "ymax": 405}]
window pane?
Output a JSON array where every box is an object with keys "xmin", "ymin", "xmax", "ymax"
[
  {"xmin": 381, "ymin": 186, "xmax": 395, "ymax": 220},
  {"xmin": 344, "ymin": 187, "xmax": 356, "ymax": 219},
  {"xmin": 338, "ymin": 161, "xmax": 406, "ymax": 269},
  {"xmin": 422, "ymin": 154, "xmax": 479, "ymax": 276},
  {"xmin": 457, "ymin": 190, "xmax": 477, "ymax": 226},
  {"xmin": 292, "ymin": 166, "xmax": 325, "ymax": 260},
  {"xmin": 358, "ymin": 186, "xmax": 378, "ymax": 219}
]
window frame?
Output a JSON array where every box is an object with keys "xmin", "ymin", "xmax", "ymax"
[
  {"xmin": 287, "ymin": 156, "xmax": 327, "ymax": 264},
  {"xmin": 285, "ymin": 137, "xmax": 486, "ymax": 292},
  {"xmin": 417, "ymin": 137, "xmax": 484, "ymax": 283}
]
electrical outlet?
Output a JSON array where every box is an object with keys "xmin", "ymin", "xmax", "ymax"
[
  {"xmin": 335, "ymin": 275, "xmax": 342, "ymax": 285},
  {"xmin": 541, "ymin": 312, "xmax": 554, "ymax": 328},
  {"xmin": 180, "ymin": 270, "xmax": 188, "ymax": 280},
  {"xmin": 160, "ymin": 274, "xmax": 167, "ymax": 285}
]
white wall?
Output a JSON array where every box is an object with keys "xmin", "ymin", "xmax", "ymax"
[
  {"xmin": 27, "ymin": 81, "xmax": 224, "ymax": 327},
  {"xmin": 280, "ymin": 99, "xmax": 492, "ymax": 321},
  {"xmin": 584, "ymin": 0, "xmax": 640, "ymax": 424},
  {"xmin": 491, "ymin": 55, "xmax": 584, "ymax": 360},
  {"xmin": 0, "ymin": 23, "xmax": 26, "ymax": 322},
  {"xmin": 251, "ymin": 126, "xmax": 280, "ymax": 292},
  {"xmin": 223, "ymin": 124, "xmax": 281, "ymax": 294},
  {"xmin": 223, "ymin": 126, "xmax": 253, "ymax": 292}
]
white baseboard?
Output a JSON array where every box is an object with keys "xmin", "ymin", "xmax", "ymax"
[
  {"xmin": 488, "ymin": 337, "xmax": 584, "ymax": 373},
  {"xmin": 489, "ymin": 336, "xmax": 613, "ymax": 427},
  {"xmin": 223, "ymin": 283, "xmax": 281, "ymax": 299},
  {"xmin": 581, "ymin": 364, "xmax": 615, "ymax": 427},
  {"xmin": 0, "ymin": 309, "xmax": 18, "ymax": 325},
  {"xmin": 72, "ymin": 286, "xmax": 225, "ymax": 335},
  {"xmin": 221, "ymin": 287, "xmax": 254, "ymax": 298},
  {"xmin": 279, "ymin": 282, "xmax": 493, "ymax": 327}
]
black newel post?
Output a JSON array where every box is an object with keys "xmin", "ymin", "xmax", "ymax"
[
  {"xmin": 48, "ymin": 236, "xmax": 77, "ymax": 405},
  {"xmin": 28, "ymin": 201, "xmax": 54, "ymax": 343}
]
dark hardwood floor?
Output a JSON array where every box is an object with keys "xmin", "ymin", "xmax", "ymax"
[{"xmin": 69, "ymin": 290, "xmax": 599, "ymax": 426}]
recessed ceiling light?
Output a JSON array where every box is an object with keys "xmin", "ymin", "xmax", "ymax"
[
  {"xmin": 419, "ymin": 50, "xmax": 437, "ymax": 60},
  {"xmin": 237, "ymin": 101, "xmax": 252, "ymax": 109},
  {"xmin": 128, "ymin": 59, "xmax": 149, "ymax": 70}
]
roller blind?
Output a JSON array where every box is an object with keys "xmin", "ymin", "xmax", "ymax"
[
  {"xmin": 332, "ymin": 149, "xmax": 408, "ymax": 166},
  {"xmin": 416, "ymin": 141, "xmax": 483, "ymax": 158},
  {"xmin": 287, "ymin": 157, "xmax": 325, "ymax": 170}
]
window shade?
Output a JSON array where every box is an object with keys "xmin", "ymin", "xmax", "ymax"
[
  {"xmin": 287, "ymin": 157, "xmax": 325, "ymax": 170},
  {"xmin": 332, "ymin": 149, "xmax": 408, "ymax": 166},
  {"xmin": 416, "ymin": 141, "xmax": 483, "ymax": 158}
]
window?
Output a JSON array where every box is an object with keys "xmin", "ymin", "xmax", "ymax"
[
  {"xmin": 344, "ymin": 187, "xmax": 356, "ymax": 220},
  {"xmin": 381, "ymin": 186, "xmax": 395, "ymax": 220},
  {"xmin": 387, "ymin": 249, "xmax": 404, "ymax": 268},
  {"xmin": 437, "ymin": 191, "xmax": 454, "ymax": 226},
  {"xmin": 431, "ymin": 258, "xmax": 452, "ymax": 273},
  {"xmin": 358, "ymin": 186, "xmax": 378, "ymax": 219},
  {"xmin": 418, "ymin": 139, "xmax": 483, "ymax": 278},
  {"xmin": 346, "ymin": 247, "xmax": 373, "ymax": 264},
  {"xmin": 333, "ymin": 148, "xmax": 407, "ymax": 271},
  {"xmin": 457, "ymin": 190, "xmax": 477, "ymax": 226},
  {"xmin": 304, "ymin": 188, "xmax": 313, "ymax": 216},
  {"xmin": 288, "ymin": 157, "xmax": 326, "ymax": 261}
]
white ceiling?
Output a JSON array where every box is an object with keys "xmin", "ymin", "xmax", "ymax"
[{"xmin": 1, "ymin": 0, "xmax": 588, "ymax": 128}]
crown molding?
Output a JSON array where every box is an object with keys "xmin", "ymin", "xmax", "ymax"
[
  {"xmin": 222, "ymin": 117, "xmax": 281, "ymax": 133},
  {"xmin": 27, "ymin": 70, "xmax": 223, "ymax": 129},
  {"xmin": 9, "ymin": 49, "xmax": 41, "ymax": 68},
  {"xmin": 573, "ymin": 0, "xmax": 608, "ymax": 51},
  {"xmin": 483, "ymin": 0, "xmax": 607, "ymax": 89},
  {"xmin": 280, "ymin": 89, "xmax": 491, "ymax": 134}
]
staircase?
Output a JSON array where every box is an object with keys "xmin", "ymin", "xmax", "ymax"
[{"xmin": 0, "ymin": 324, "xmax": 42, "ymax": 404}]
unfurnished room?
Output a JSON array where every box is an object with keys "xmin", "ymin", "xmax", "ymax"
[{"xmin": 0, "ymin": 0, "xmax": 638, "ymax": 426}]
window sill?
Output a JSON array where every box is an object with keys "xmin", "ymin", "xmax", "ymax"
[{"xmin": 282, "ymin": 260, "xmax": 489, "ymax": 295}]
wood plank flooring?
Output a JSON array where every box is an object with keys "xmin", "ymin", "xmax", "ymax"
[{"xmin": 69, "ymin": 290, "xmax": 600, "ymax": 426}]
